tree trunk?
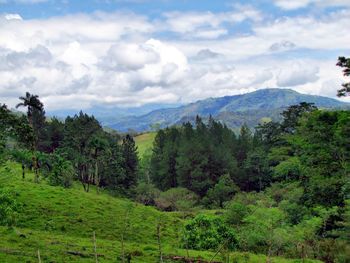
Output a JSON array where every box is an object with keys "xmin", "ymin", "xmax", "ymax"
[{"xmin": 22, "ymin": 163, "xmax": 25, "ymax": 179}]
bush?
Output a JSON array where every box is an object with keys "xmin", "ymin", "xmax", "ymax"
[
  {"xmin": 182, "ymin": 214, "xmax": 237, "ymax": 250},
  {"xmin": 48, "ymin": 155, "xmax": 74, "ymax": 188},
  {"xmin": 135, "ymin": 182, "xmax": 160, "ymax": 205},
  {"xmin": 0, "ymin": 189, "xmax": 19, "ymax": 226},
  {"xmin": 155, "ymin": 187, "xmax": 198, "ymax": 211}
]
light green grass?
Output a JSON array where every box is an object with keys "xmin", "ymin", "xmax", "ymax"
[
  {"xmin": 0, "ymin": 162, "xmax": 320, "ymax": 262},
  {"xmin": 134, "ymin": 132, "xmax": 156, "ymax": 158}
]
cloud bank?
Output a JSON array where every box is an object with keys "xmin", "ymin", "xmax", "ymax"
[{"xmin": 0, "ymin": 4, "xmax": 349, "ymax": 111}]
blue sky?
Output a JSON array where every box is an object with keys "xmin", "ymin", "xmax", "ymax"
[{"xmin": 0, "ymin": 0, "xmax": 349, "ymax": 110}]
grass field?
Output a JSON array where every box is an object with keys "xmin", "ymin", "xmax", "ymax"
[
  {"xmin": 0, "ymin": 162, "xmax": 320, "ymax": 262},
  {"xmin": 134, "ymin": 132, "xmax": 156, "ymax": 158}
]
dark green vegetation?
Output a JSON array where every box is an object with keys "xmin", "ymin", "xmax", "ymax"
[
  {"xmin": 145, "ymin": 103, "xmax": 350, "ymax": 261},
  {"xmin": 0, "ymin": 91, "xmax": 349, "ymax": 262},
  {"xmin": 109, "ymin": 88, "xmax": 350, "ymax": 132}
]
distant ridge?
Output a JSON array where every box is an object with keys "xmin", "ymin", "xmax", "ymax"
[{"xmin": 109, "ymin": 89, "xmax": 350, "ymax": 132}]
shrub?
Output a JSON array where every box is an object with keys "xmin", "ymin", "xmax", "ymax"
[
  {"xmin": 0, "ymin": 189, "xmax": 19, "ymax": 226},
  {"xmin": 135, "ymin": 182, "xmax": 160, "ymax": 205},
  {"xmin": 155, "ymin": 187, "xmax": 198, "ymax": 211},
  {"xmin": 48, "ymin": 155, "xmax": 74, "ymax": 188},
  {"xmin": 182, "ymin": 214, "xmax": 237, "ymax": 250}
]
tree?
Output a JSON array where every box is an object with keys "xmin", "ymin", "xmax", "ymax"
[
  {"xmin": 61, "ymin": 112, "xmax": 102, "ymax": 192},
  {"xmin": 48, "ymin": 154, "xmax": 74, "ymax": 188},
  {"xmin": 244, "ymin": 148, "xmax": 271, "ymax": 191},
  {"xmin": 239, "ymin": 206, "xmax": 289, "ymax": 258},
  {"xmin": 0, "ymin": 104, "xmax": 14, "ymax": 163},
  {"xmin": 205, "ymin": 174, "xmax": 239, "ymax": 208},
  {"xmin": 280, "ymin": 102, "xmax": 317, "ymax": 134},
  {"xmin": 88, "ymin": 133, "xmax": 109, "ymax": 189},
  {"xmin": 336, "ymin": 56, "xmax": 350, "ymax": 97},
  {"xmin": 41, "ymin": 117, "xmax": 64, "ymax": 153},
  {"xmin": 16, "ymin": 92, "xmax": 45, "ymax": 181},
  {"xmin": 121, "ymin": 134, "xmax": 139, "ymax": 190},
  {"xmin": 16, "ymin": 92, "xmax": 45, "ymax": 148}
]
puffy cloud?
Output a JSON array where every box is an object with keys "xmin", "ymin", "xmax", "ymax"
[
  {"xmin": 269, "ymin": 40, "xmax": 296, "ymax": 52},
  {"xmin": 162, "ymin": 5, "xmax": 261, "ymax": 39},
  {"xmin": 0, "ymin": 6, "xmax": 348, "ymax": 112},
  {"xmin": 192, "ymin": 49, "xmax": 222, "ymax": 61},
  {"xmin": 99, "ymin": 42, "xmax": 159, "ymax": 71},
  {"xmin": 0, "ymin": 45, "xmax": 52, "ymax": 70}
]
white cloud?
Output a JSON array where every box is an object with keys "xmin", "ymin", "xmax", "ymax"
[
  {"xmin": 0, "ymin": 7, "xmax": 348, "ymax": 111},
  {"xmin": 3, "ymin": 13, "xmax": 22, "ymax": 20},
  {"xmin": 277, "ymin": 62, "xmax": 319, "ymax": 87},
  {"xmin": 273, "ymin": 0, "xmax": 350, "ymax": 10},
  {"xmin": 99, "ymin": 42, "xmax": 159, "ymax": 71},
  {"xmin": 162, "ymin": 5, "xmax": 261, "ymax": 39}
]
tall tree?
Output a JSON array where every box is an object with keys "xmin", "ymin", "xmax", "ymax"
[
  {"xmin": 16, "ymin": 92, "xmax": 45, "ymax": 146},
  {"xmin": 280, "ymin": 102, "xmax": 317, "ymax": 134},
  {"xmin": 121, "ymin": 134, "xmax": 139, "ymax": 190},
  {"xmin": 16, "ymin": 92, "xmax": 45, "ymax": 181},
  {"xmin": 61, "ymin": 112, "xmax": 102, "ymax": 192}
]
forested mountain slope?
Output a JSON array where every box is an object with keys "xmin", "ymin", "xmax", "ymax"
[{"xmin": 110, "ymin": 89, "xmax": 349, "ymax": 132}]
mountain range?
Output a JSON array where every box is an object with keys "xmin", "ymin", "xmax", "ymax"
[
  {"xmin": 106, "ymin": 89, "xmax": 350, "ymax": 132},
  {"xmin": 45, "ymin": 88, "xmax": 350, "ymax": 132}
]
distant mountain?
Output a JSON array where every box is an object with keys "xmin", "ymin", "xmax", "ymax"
[
  {"xmin": 46, "ymin": 103, "xmax": 182, "ymax": 126},
  {"xmin": 109, "ymin": 89, "xmax": 350, "ymax": 132}
]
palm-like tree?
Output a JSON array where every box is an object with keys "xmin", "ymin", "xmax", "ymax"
[
  {"xmin": 16, "ymin": 92, "xmax": 43, "ymax": 128},
  {"xmin": 16, "ymin": 92, "xmax": 44, "ymax": 182}
]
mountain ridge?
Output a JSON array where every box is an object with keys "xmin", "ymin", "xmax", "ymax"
[{"xmin": 109, "ymin": 88, "xmax": 350, "ymax": 132}]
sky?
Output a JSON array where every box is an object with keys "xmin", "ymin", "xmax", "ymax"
[{"xmin": 0, "ymin": 0, "xmax": 349, "ymax": 111}]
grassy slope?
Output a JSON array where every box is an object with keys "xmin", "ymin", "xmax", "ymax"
[
  {"xmin": 0, "ymin": 162, "xmax": 319, "ymax": 263},
  {"xmin": 134, "ymin": 132, "xmax": 156, "ymax": 158}
]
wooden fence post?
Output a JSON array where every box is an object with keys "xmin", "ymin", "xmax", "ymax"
[
  {"xmin": 37, "ymin": 249, "xmax": 41, "ymax": 263},
  {"xmin": 157, "ymin": 222, "xmax": 163, "ymax": 263},
  {"xmin": 93, "ymin": 231, "xmax": 98, "ymax": 263}
]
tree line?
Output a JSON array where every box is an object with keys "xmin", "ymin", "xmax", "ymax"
[{"xmin": 0, "ymin": 93, "xmax": 138, "ymax": 195}]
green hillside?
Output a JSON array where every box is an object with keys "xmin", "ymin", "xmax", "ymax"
[
  {"xmin": 134, "ymin": 132, "xmax": 156, "ymax": 158},
  {"xmin": 0, "ymin": 162, "xmax": 319, "ymax": 263}
]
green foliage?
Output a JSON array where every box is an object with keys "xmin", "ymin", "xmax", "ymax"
[
  {"xmin": 273, "ymin": 157, "xmax": 303, "ymax": 181},
  {"xmin": 155, "ymin": 187, "xmax": 198, "ymax": 211},
  {"xmin": 238, "ymin": 206, "xmax": 289, "ymax": 254},
  {"xmin": 204, "ymin": 174, "xmax": 239, "ymax": 208},
  {"xmin": 121, "ymin": 134, "xmax": 139, "ymax": 190},
  {"xmin": 135, "ymin": 182, "xmax": 160, "ymax": 206},
  {"xmin": 151, "ymin": 117, "xmax": 240, "ymax": 196},
  {"xmin": 0, "ymin": 189, "xmax": 18, "ymax": 227},
  {"xmin": 182, "ymin": 214, "xmax": 237, "ymax": 250},
  {"xmin": 48, "ymin": 155, "xmax": 74, "ymax": 188}
]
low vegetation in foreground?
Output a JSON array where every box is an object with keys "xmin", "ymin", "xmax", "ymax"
[{"xmin": 0, "ymin": 162, "xmax": 321, "ymax": 263}]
